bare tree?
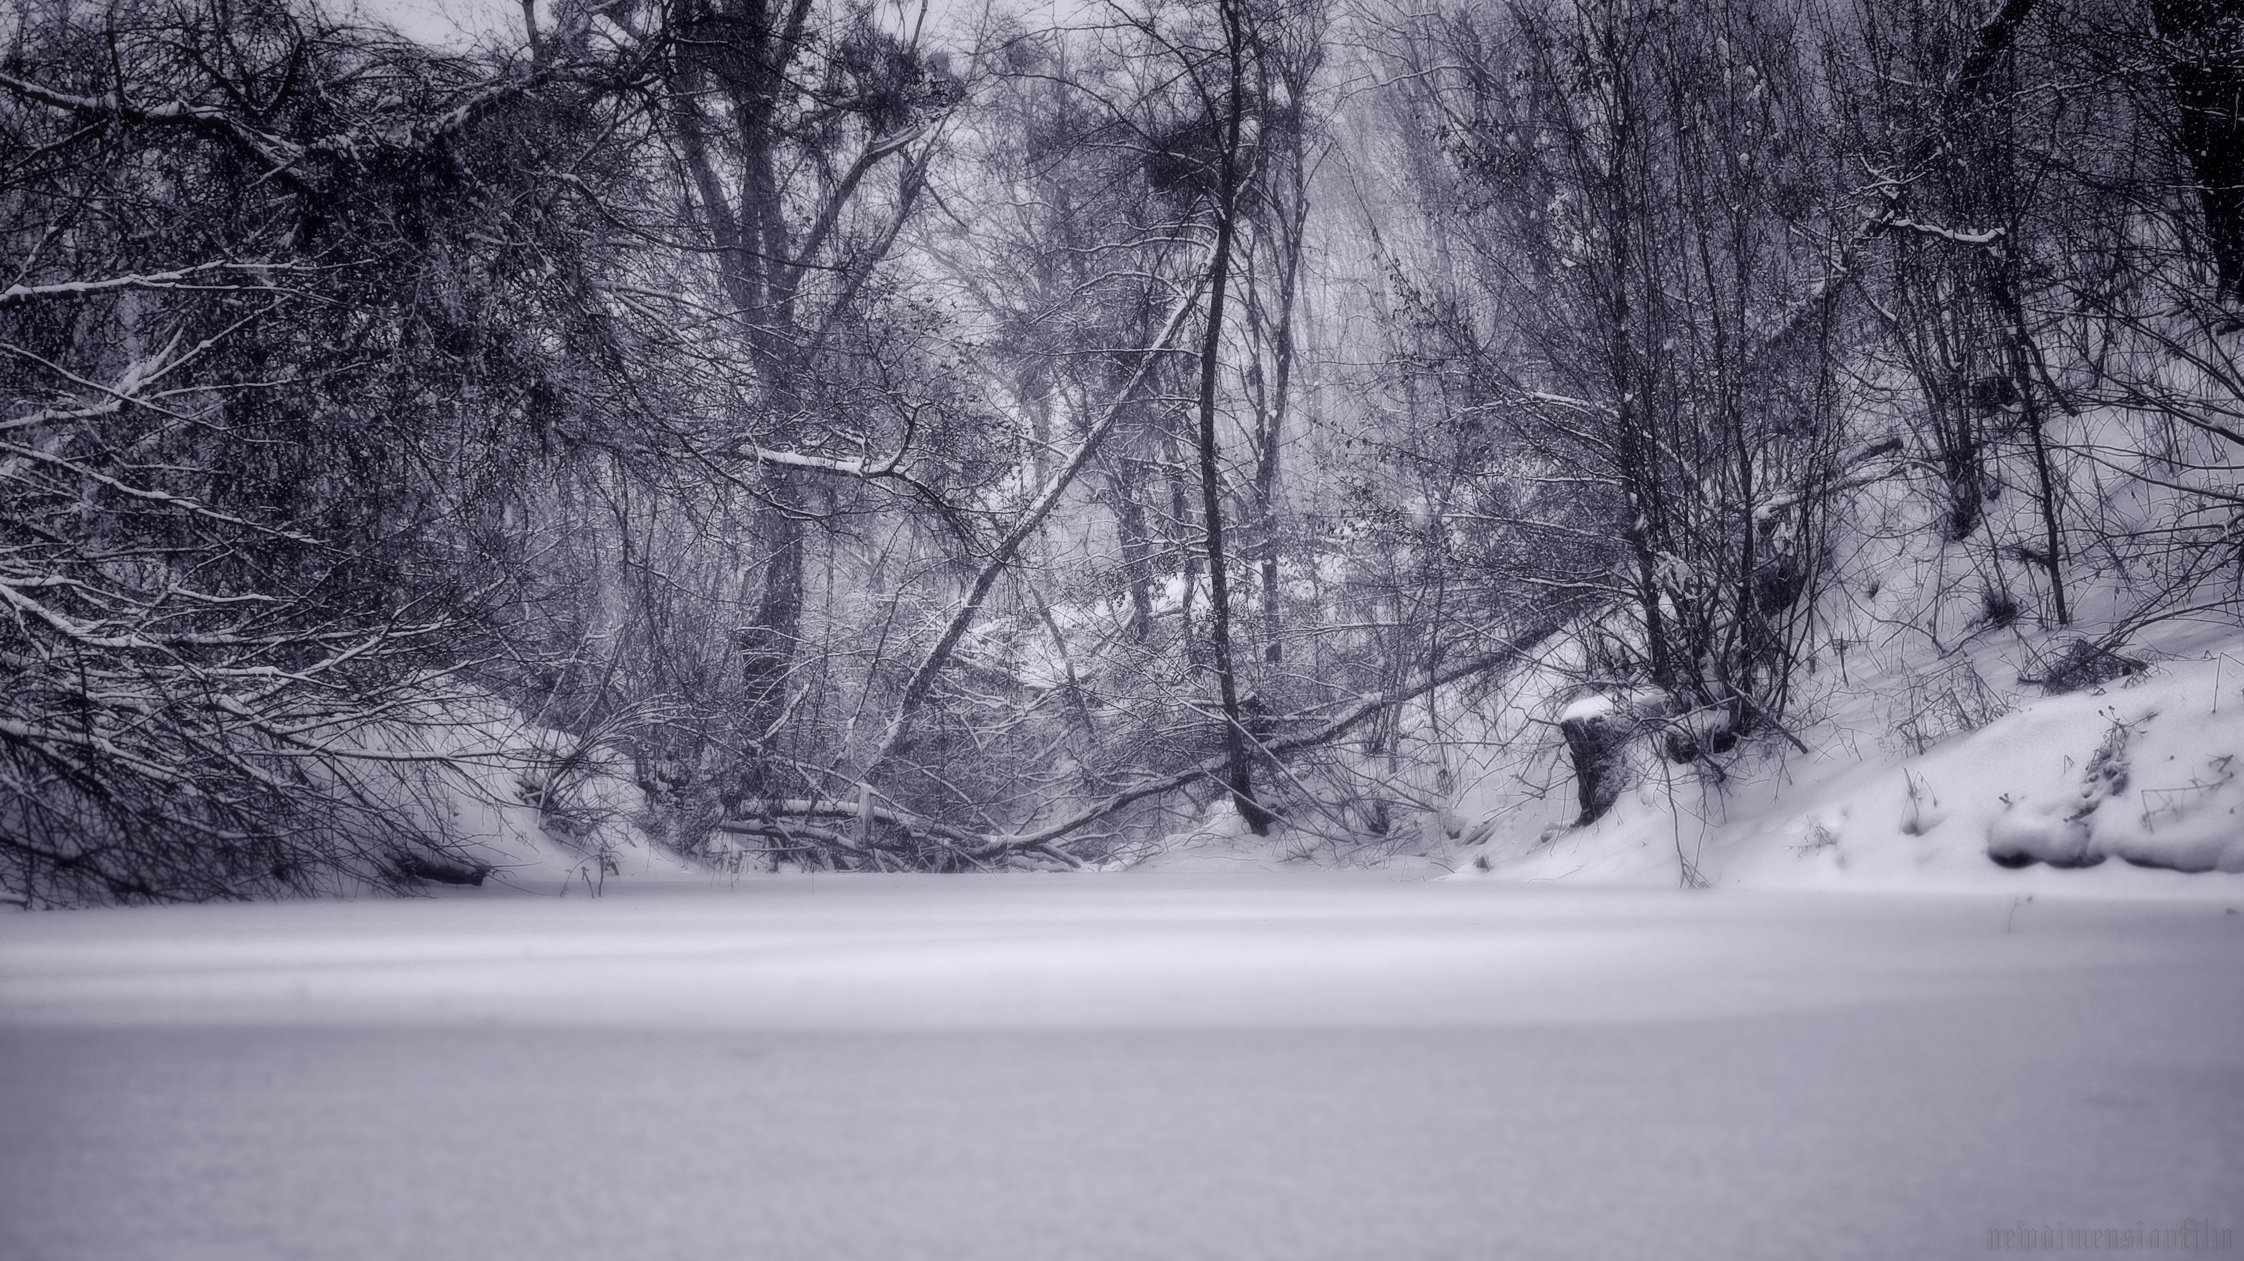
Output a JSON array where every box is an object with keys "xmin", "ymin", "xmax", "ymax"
[
  {"xmin": 0, "ymin": 0, "xmax": 649, "ymax": 901},
  {"xmin": 1385, "ymin": 0, "xmax": 1846, "ymax": 805}
]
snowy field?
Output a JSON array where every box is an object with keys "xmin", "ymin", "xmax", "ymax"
[{"xmin": 3, "ymin": 873, "xmax": 2241, "ymax": 1261}]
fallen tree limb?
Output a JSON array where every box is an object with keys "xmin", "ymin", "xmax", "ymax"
[
  {"xmin": 719, "ymin": 623, "xmax": 1561, "ymax": 867},
  {"xmin": 963, "ymin": 621, "xmax": 1563, "ymax": 858},
  {"xmin": 716, "ymin": 797, "xmax": 985, "ymax": 848},
  {"xmin": 1751, "ymin": 436, "xmax": 1907, "ymax": 521}
]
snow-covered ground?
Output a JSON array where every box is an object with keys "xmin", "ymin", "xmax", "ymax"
[
  {"xmin": 4, "ymin": 873, "xmax": 2240, "ymax": 1260},
  {"xmin": 1436, "ymin": 618, "xmax": 2244, "ymax": 893}
]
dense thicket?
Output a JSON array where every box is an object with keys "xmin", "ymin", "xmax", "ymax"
[{"xmin": 0, "ymin": 0, "xmax": 2235, "ymax": 901}]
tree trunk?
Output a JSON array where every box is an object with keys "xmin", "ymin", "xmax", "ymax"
[
  {"xmin": 1195, "ymin": 0, "xmax": 1273, "ymax": 836},
  {"xmin": 2150, "ymin": 0, "xmax": 2244, "ymax": 304}
]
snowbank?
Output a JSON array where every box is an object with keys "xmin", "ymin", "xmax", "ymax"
[{"xmin": 356, "ymin": 693, "xmax": 699, "ymax": 894}]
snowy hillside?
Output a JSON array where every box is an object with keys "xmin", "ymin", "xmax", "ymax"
[
  {"xmin": 1134, "ymin": 410, "xmax": 2244, "ymax": 894},
  {"xmin": 1434, "ymin": 395, "xmax": 2244, "ymax": 892},
  {"xmin": 1460, "ymin": 618, "xmax": 2244, "ymax": 892}
]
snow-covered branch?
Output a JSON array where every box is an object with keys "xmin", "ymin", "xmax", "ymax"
[
  {"xmin": 1873, "ymin": 215, "xmax": 2006, "ymax": 248},
  {"xmin": 0, "ymin": 262, "xmax": 298, "ymax": 309}
]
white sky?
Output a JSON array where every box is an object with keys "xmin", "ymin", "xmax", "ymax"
[
  {"xmin": 332, "ymin": 0, "xmax": 1001, "ymax": 51},
  {"xmin": 328, "ymin": 0, "xmax": 538, "ymax": 48}
]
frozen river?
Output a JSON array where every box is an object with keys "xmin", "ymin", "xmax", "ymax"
[{"xmin": 3, "ymin": 873, "xmax": 2240, "ymax": 1260}]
